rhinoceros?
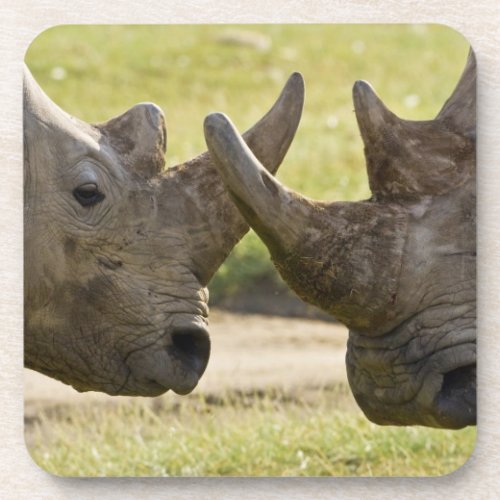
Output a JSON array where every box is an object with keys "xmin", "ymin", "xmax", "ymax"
[
  {"xmin": 204, "ymin": 51, "xmax": 476, "ymax": 429},
  {"xmin": 24, "ymin": 66, "xmax": 304, "ymax": 396}
]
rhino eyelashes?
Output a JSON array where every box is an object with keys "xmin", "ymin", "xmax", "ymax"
[{"xmin": 73, "ymin": 183, "xmax": 105, "ymax": 207}]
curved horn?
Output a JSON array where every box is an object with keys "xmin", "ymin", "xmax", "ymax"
[
  {"xmin": 436, "ymin": 48, "xmax": 476, "ymax": 138},
  {"xmin": 23, "ymin": 64, "xmax": 76, "ymax": 129},
  {"xmin": 204, "ymin": 113, "xmax": 407, "ymax": 331},
  {"xmin": 167, "ymin": 72, "xmax": 305, "ymax": 284}
]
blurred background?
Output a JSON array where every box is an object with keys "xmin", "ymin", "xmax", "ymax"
[{"xmin": 24, "ymin": 25, "xmax": 474, "ymax": 476}]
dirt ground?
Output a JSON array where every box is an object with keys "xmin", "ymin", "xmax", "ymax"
[{"xmin": 25, "ymin": 311, "xmax": 350, "ymax": 418}]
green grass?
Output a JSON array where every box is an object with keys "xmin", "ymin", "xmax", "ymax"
[
  {"xmin": 28, "ymin": 387, "xmax": 475, "ymax": 477},
  {"xmin": 25, "ymin": 24, "xmax": 470, "ymax": 302}
]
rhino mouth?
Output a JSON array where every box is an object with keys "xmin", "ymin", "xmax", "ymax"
[
  {"xmin": 435, "ymin": 363, "xmax": 476, "ymax": 428},
  {"xmin": 347, "ymin": 334, "xmax": 476, "ymax": 428}
]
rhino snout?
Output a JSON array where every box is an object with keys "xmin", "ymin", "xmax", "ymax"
[
  {"xmin": 347, "ymin": 325, "xmax": 476, "ymax": 429},
  {"xmin": 124, "ymin": 324, "xmax": 210, "ymax": 397}
]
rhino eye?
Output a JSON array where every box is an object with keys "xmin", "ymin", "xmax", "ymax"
[{"xmin": 73, "ymin": 183, "xmax": 104, "ymax": 207}]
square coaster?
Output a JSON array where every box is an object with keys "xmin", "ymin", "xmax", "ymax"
[{"xmin": 24, "ymin": 24, "xmax": 476, "ymax": 477}]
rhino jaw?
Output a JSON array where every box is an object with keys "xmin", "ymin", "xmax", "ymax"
[
  {"xmin": 347, "ymin": 318, "xmax": 476, "ymax": 429},
  {"xmin": 348, "ymin": 360, "xmax": 477, "ymax": 430}
]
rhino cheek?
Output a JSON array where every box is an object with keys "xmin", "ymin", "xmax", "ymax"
[
  {"xmin": 25, "ymin": 189, "xmax": 211, "ymax": 395},
  {"xmin": 23, "ymin": 151, "xmax": 214, "ymax": 396},
  {"xmin": 24, "ymin": 301, "xmax": 131, "ymax": 395}
]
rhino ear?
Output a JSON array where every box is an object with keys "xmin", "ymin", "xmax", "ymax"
[
  {"xmin": 352, "ymin": 51, "xmax": 475, "ymax": 201},
  {"xmin": 352, "ymin": 80, "xmax": 401, "ymax": 149},
  {"xmin": 97, "ymin": 103, "xmax": 167, "ymax": 178}
]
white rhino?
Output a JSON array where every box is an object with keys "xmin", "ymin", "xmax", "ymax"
[
  {"xmin": 204, "ymin": 52, "xmax": 476, "ymax": 428},
  {"xmin": 24, "ymin": 67, "xmax": 304, "ymax": 396}
]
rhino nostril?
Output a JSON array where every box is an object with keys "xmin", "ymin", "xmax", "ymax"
[
  {"xmin": 170, "ymin": 327, "xmax": 210, "ymax": 377},
  {"xmin": 441, "ymin": 364, "xmax": 476, "ymax": 401},
  {"xmin": 434, "ymin": 363, "xmax": 476, "ymax": 428}
]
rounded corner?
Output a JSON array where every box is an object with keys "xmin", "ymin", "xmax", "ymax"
[
  {"xmin": 427, "ymin": 23, "xmax": 477, "ymax": 55},
  {"xmin": 23, "ymin": 428, "xmax": 73, "ymax": 478},
  {"xmin": 431, "ymin": 426, "xmax": 478, "ymax": 478},
  {"xmin": 23, "ymin": 23, "xmax": 73, "ymax": 68}
]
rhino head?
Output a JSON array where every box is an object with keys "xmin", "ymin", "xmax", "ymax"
[
  {"xmin": 204, "ymin": 52, "xmax": 476, "ymax": 428},
  {"xmin": 24, "ymin": 66, "xmax": 304, "ymax": 396}
]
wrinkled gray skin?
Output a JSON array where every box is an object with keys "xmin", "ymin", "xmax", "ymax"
[
  {"xmin": 24, "ymin": 67, "xmax": 304, "ymax": 396},
  {"xmin": 205, "ymin": 52, "xmax": 476, "ymax": 429}
]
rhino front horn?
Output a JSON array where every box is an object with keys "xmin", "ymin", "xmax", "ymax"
[
  {"xmin": 203, "ymin": 112, "xmax": 305, "ymax": 258},
  {"xmin": 204, "ymin": 112, "xmax": 407, "ymax": 330}
]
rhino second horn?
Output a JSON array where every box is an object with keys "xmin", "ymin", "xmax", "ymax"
[
  {"xmin": 168, "ymin": 72, "xmax": 305, "ymax": 285},
  {"xmin": 204, "ymin": 110, "xmax": 310, "ymax": 256}
]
